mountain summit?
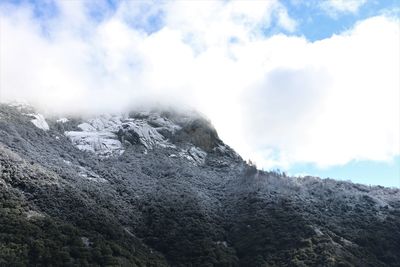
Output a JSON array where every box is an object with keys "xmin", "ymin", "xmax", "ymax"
[{"xmin": 0, "ymin": 103, "xmax": 399, "ymax": 266}]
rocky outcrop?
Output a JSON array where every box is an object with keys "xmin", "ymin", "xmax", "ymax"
[
  {"xmin": 173, "ymin": 118, "xmax": 222, "ymax": 152},
  {"xmin": 57, "ymin": 109, "xmax": 232, "ymax": 166}
]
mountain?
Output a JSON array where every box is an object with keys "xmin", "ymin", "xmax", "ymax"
[{"xmin": 0, "ymin": 103, "xmax": 399, "ymax": 267}]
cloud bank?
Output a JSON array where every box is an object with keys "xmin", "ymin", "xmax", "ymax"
[{"xmin": 0, "ymin": 1, "xmax": 398, "ymax": 170}]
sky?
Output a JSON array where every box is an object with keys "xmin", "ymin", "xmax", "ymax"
[{"xmin": 0, "ymin": 0, "xmax": 399, "ymax": 187}]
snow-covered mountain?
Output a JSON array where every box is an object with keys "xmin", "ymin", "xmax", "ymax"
[{"xmin": 0, "ymin": 103, "xmax": 399, "ymax": 266}]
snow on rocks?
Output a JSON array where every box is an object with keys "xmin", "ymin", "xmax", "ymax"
[
  {"xmin": 63, "ymin": 159, "xmax": 72, "ymax": 165},
  {"xmin": 65, "ymin": 130, "xmax": 124, "ymax": 157},
  {"xmin": 119, "ymin": 119, "xmax": 167, "ymax": 149},
  {"xmin": 77, "ymin": 122, "xmax": 96, "ymax": 132},
  {"xmin": 78, "ymin": 166, "xmax": 107, "ymax": 183},
  {"xmin": 0, "ymin": 177, "xmax": 7, "ymax": 188},
  {"xmin": 56, "ymin": 118, "xmax": 69, "ymax": 123},
  {"xmin": 65, "ymin": 115, "xmax": 126, "ymax": 157},
  {"xmin": 188, "ymin": 146, "xmax": 207, "ymax": 165},
  {"xmin": 62, "ymin": 158, "xmax": 107, "ymax": 182},
  {"xmin": 178, "ymin": 151, "xmax": 196, "ymax": 162},
  {"xmin": 64, "ymin": 114, "xmax": 173, "ymax": 158},
  {"xmin": 63, "ymin": 112, "xmax": 209, "ymax": 165},
  {"xmin": 26, "ymin": 210, "xmax": 45, "ymax": 220},
  {"xmin": 28, "ymin": 114, "xmax": 50, "ymax": 131},
  {"xmin": 174, "ymin": 146, "xmax": 207, "ymax": 165},
  {"xmin": 7, "ymin": 101, "xmax": 32, "ymax": 111},
  {"xmin": 88, "ymin": 116, "xmax": 123, "ymax": 132}
]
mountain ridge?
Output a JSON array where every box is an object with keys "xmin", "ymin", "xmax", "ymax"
[{"xmin": 0, "ymin": 103, "xmax": 399, "ymax": 266}]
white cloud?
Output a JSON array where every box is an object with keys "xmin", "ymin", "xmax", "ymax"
[
  {"xmin": 238, "ymin": 16, "xmax": 399, "ymax": 168},
  {"xmin": 0, "ymin": 1, "xmax": 398, "ymax": 170},
  {"xmin": 321, "ymin": 0, "xmax": 368, "ymax": 16},
  {"xmin": 275, "ymin": 6, "xmax": 297, "ymax": 32}
]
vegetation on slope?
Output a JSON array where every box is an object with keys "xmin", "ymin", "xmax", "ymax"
[{"xmin": 0, "ymin": 104, "xmax": 399, "ymax": 266}]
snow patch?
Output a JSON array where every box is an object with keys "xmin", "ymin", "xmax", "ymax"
[
  {"xmin": 28, "ymin": 114, "xmax": 49, "ymax": 131},
  {"xmin": 313, "ymin": 227, "xmax": 324, "ymax": 237},
  {"xmin": 172, "ymin": 146, "xmax": 208, "ymax": 165},
  {"xmin": 188, "ymin": 146, "xmax": 207, "ymax": 165},
  {"xmin": 78, "ymin": 166, "xmax": 107, "ymax": 182},
  {"xmin": 56, "ymin": 118, "xmax": 69, "ymax": 123},
  {"xmin": 65, "ymin": 131, "xmax": 124, "ymax": 157},
  {"xmin": 216, "ymin": 241, "xmax": 228, "ymax": 247},
  {"xmin": 78, "ymin": 123, "xmax": 96, "ymax": 132},
  {"xmin": 26, "ymin": 210, "xmax": 45, "ymax": 220},
  {"xmin": 7, "ymin": 101, "xmax": 31, "ymax": 111},
  {"xmin": 0, "ymin": 178, "xmax": 7, "ymax": 188},
  {"xmin": 88, "ymin": 115, "xmax": 123, "ymax": 132}
]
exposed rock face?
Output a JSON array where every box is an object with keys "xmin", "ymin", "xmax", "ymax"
[
  {"xmin": 0, "ymin": 103, "xmax": 400, "ymax": 267},
  {"xmin": 174, "ymin": 118, "xmax": 222, "ymax": 152}
]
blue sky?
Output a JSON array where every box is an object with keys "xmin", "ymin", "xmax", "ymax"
[
  {"xmin": 281, "ymin": 0, "xmax": 400, "ymax": 40},
  {"xmin": 0, "ymin": 0, "xmax": 399, "ymax": 187},
  {"xmin": 288, "ymin": 156, "xmax": 400, "ymax": 188},
  {"xmin": 9, "ymin": 0, "xmax": 399, "ymax": 40}
]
